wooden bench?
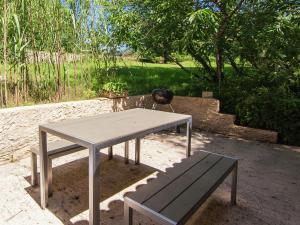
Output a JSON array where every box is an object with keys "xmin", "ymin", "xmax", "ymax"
[
  {"xmin": 31, "ymin": 139, "xmax": 141, "ymax": 195},
  {"xmin": 124, "ymin": 151, "xmax": 238, "ymax": 225}
]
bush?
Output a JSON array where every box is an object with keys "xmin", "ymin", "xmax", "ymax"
[
  {"xmin": 216, "ymin": 72, "xmax": 300, "ymax": 145},
  {"xmin": 102, "ymin": 80, "xmax": 128, "ymax": 95},
  {"xmin": 83, "ymin": 89, "xmax": 97, "ymax": 99},
  {"xmin": 236, "ymin": 87, "xmax": 300, "ymax": 145}
]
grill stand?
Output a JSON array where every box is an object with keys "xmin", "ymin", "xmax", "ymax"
[{"xmin": 152, "ymin": 103, "xmax": 181, "ymax": 133}]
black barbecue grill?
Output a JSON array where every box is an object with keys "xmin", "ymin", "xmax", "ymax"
[
  {"xmin": 151, "ymin": 88, "xmax": 180, "ymax": 133},
  {"xmin": 152, "ymin": 88, "xmax": 175, "ymax": 112}
]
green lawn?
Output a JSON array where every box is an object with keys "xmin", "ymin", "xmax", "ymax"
[
  {"xmin": 0, "ymin": 59, "xmax": 230, "ymax": 101},
  {"xmin": 0, "ymin": 60, "xmax": 203, "ymax": 106},
  {"xmin": 114, "ymin": 60, "xmax": 201, "ymax": 96}
]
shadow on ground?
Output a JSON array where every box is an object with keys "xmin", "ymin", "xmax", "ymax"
[
  {"xmin": 19, "ymin": 131, "xmax": 300, "ymax": 225},
  {"xmin": 24, "ymin": 153, "xmax": 158, "ymax": 225}
]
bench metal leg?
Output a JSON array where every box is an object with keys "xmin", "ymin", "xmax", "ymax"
[
  {"xmin": 124, "ymin": 202, "xmax": 133, "ymax": 225},
  {"xmin": 48, "ymin": 159, "xmax": 53, "ymax": 197},
  {"xmin": 125, "ymin": 141, "xmax": 129, "ymax": 164},
  {"xmin": 108, "ymin": 146, "xmax": 113, "ymax": 160},
  {"xmin": 152, "ymin": 103, "xmax": 157, "ymax": 110},
  {"xmin": 169, "ymin": 104, "xmax": 175, "ymax": 113},
  {"xmin": 186, "ymin": 120, "xmax": 192, "ymax": 157},
  {"xmin": 31, "ymin": 152, "xmax": 38, "ymax": 186},
  {"xmin": 231, "ymin": 163, "xmax": 238, "ymax": 205},
  {"xmin": 135, "ymin": 138, "xmax": 140, "ymax": 165}
]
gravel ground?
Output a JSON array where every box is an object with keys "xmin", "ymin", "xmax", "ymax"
[{"xmin": 0, "ymin": 131, "xmax": 299, "ymax": 225}]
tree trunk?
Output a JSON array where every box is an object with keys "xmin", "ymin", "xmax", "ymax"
[
  {"xmin": 163, "ymin": 50, "xmax": 169, "ymax": 64},
  {"xmin": 29, "ymin": 1, "xmax": 39, "ymax": 88},
  {"xmin": 215, "ymin": 48, "xmax": 224, "ymax": 81},
  {"xmin": 14, "ymin": 67, "xmax": 19, "ymax": 106},
  {"xmin": 3, "ymin": 0, "xmax": 8, "ymax": 106},
  {"xmin": 228, "ymin": 56, "xmax": 243, "ymax": 75},
  {"xmin": 215, "ymin": 46, "xmax": 224, "ymax": 95},
  {"xmin": 167, "ymin": 54, "xmax": 207, "ymax": 80},
  {"xmin": 66, "ymin": 62, "xmax": 70, "ymax": 100},
  {"xmin": 0, "ymin": 78, "xmax": 3, "ymax": 107},
  {"xmin": 187, "ymin": 45, "xmax": 215, "ymax": 78},
  {"xmin": 56, "ymin": 47, "xmax": 62, "ymax": 101},
  {"xmin": 73, "ymin": 54, "xmax": 77, "ymax": 96}
]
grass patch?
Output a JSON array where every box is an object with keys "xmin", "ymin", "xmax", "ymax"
[{"xmin": 114, "ymin": 60, "xmax": 201, "ymax": 96}]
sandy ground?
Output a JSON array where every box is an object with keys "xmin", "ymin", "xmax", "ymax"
[{"xmin": 0, "ymin": 130, "xmax": 299, "ymax": 225}]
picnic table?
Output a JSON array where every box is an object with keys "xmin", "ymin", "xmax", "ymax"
[{"xmin": 38, "ymin": 108, "xmax": 192, "ymax": 225}]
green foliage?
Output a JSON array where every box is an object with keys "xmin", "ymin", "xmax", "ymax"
[
  {"xmin": 113, "ymin": 60, "xmax": 300, "ymax": 146},
  {"xmin": 236, "ymin": 90, "xmax": 300, "ymax": 145},
  {"xmin": 216, "ymin": 71, "xmax": 300, "ymax": 145},
  {"xmin": 83, "ymin": 89, "xmax": 97, "ymax": 99},
  {"xmin": 110, "ymin": 0, "xmax": 299, "ymax": 80},
  {"xmin": 109, "ymin": 0, "xmax": 193, "ymax": 62},
  {"xmin": 233, "ymin": 0, "xmax": 300, "ymax": 76},
  {"xmin": 102, "ymin": 80, "xmax": 128, "ymax": 95},
  {"xmin": 0, "ymin": 0, "xmax": 299, "ymax": 147},
  {"xmin": 108, "ymin": 0, "xmax": 300, "ymax": 146},
  {"xmin": 0, "ymin": 0, "xmax": 117, "ymax": 105}
]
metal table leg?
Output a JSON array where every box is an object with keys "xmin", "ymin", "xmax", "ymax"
[
  {"xmin": 31, "ymin": 152, "xmax": 37, "ymax": 186},
  {"xmin": 231, "ymin": 162, "xmax": 238, "ymax": 205},
  {"xmin": 186, "ymin": 120, "xmax": 192, "ymax": 157},
  {"xmin": 135, "ymin": 138, "xmax": 140, "ymax": 165},
  {"xmin": 48, "ymin": 159, "xmax": 53, "ymax": 196},
  {"xmin": 39, "ymin": 130, "xmax": 48, "ymax": 209},
  {"xmin": 89, "ymin": 145, "xmax": 100, "ymax": 225},
  {"xmin": 125, "ymin": 141, "xmax": 129, "ymax": 164},
  {"xmin": 108, "ymin": 146, "xmax": 113, "ymax": 160}
]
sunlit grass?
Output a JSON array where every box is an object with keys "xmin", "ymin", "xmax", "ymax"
[{"xmin": 1, "ymin": 59, "xmax": 231, "ymax": 105}]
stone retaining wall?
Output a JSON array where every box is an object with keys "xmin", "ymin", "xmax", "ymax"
[
  {"xmin": 0, "ymin": 95, "xmax": 277, "ymax": 163},
  {"xmin": 152, "ymin": 96, "xmax": 278, "ymax": 143},
  {"xmin": 0, "ymin": 95, "xmax": 152, "ymax": 163}
]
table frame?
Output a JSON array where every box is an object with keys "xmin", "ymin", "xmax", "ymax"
[{"xmin": 39, "ymin": 111, "xmax": 192, "ymax": 225}]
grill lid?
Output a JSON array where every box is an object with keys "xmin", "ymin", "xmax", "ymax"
[{"xmin": 152, "ymin": 89, "xmax": 174, "ymax": 105}]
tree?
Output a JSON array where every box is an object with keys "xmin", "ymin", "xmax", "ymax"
[
  {"xmin": 0, "ymin": 0, "xmax": 117, "ymax": 106},
  {"xmin": 233, "ymin": 0, "xmax": 300, "ymax": 76},
  {"xmin": 1, "ymin": 0, "xmax": 8, "ymax": 106},
  {"xmin": 109, "ymin": 0, "xmax": 299, "ymax": 83},
  {"xmin": 109, "ymin": 0, "xmax": 193, "ymax": 63}
]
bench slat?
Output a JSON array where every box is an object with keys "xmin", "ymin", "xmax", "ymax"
[
  {"xmin": 128, "ymin": 152, "xmax": 210, "ymax": 203},
  {"xmin": 143, "ymin": 154, "xmax": 222, "ymax": 212},
  {"xmin": 31, "ymin": 139, "xmax": 82, "ymax": 156},
  {"xmin": 160, "ymin": 157, "xmax": 236, "ymax": 224}
]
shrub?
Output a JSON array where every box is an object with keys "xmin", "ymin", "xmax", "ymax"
[
  {"xmin": 217, "ymin": 72, "xmax": 300, "ymax": 145},
  {"xmin": 83, "ymin": 89, "xmax": 97, "ymax": 99},
  {"xmin": 102, "ymin": 80, "xmax": 128, "ymax": 95},
  {"xmin": 236, "ymin": 89, "xmax": 300, "ymax": 144}
]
